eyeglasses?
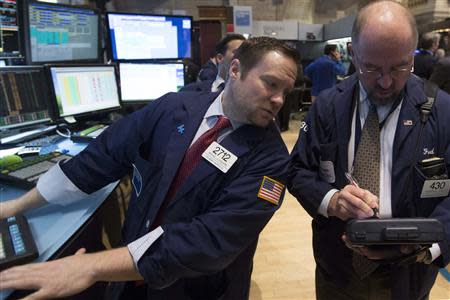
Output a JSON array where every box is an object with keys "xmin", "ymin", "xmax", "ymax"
[{"xmin": 358, "ymin": 64, "xmax": 414, "ymax": 80}]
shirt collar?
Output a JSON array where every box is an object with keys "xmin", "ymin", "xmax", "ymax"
[
  {"xmin": 211, "ymin": 75, "xmax": 225, "ymax": 92},
  {"xmin": 205, "ymin": 91, "xmax": 242, "ymax": 129}
]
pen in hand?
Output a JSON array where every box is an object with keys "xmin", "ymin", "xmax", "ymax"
[{"xmin": 344, "ymin": 172, "xmax": 380, "ymax": 218}]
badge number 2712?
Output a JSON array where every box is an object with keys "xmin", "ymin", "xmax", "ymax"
[{"xmin": 202, "ymin": 141, "xmax": 238, "ymax": 173}]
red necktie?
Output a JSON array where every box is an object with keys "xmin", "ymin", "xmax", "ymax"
[{"xmin": 151, "ymin": 116, "xmax": 231, "ymax": 229}]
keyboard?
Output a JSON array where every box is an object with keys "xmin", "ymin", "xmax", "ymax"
[
  {"xmin": 0, "ymin": 152, "xmax": 72, "ymax": 189},
  {"xmin": 19, "ymin": 134, "xmax": 65, "ymax": 147},
  {"xmin": 0, "ymin": 215, "xmax": 38, "ymax": 271}
]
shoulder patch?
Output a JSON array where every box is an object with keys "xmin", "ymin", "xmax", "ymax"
[{"xmin": 257, "ymin": 176, "xmax": 284, "ymax": 205}]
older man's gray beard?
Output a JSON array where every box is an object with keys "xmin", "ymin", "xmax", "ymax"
[{"xmin": 367, "ymin": 90, "xmax": 400, "ymax": 106}]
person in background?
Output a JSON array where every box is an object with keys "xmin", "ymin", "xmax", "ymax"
[
  {"xmin": 430, "ymin": 51, "xmax": 450, "ymax": 95},
  {"xmin": 182, "ymin": 34, "xmax": 245, "ymax": 93},
  {"xmin": 346, "ymin": 42, "xmax": 356, "ymax": 76},
  {"xmin": 435, "ymin": 48, "xmax": 446, "ymax": 60},
  {"xmin": 0, "ymin": 37, "xmax": 299, "ymax": 300},
  {"xmin": 304, "ymin": 44, "xmax": 346, "ymax": 102},
  {"xmin": 197, "ymin": 56, "xmax": 218, "ymax": 82},
  {"xmin": 413, "ymin": 31, "xmax": 440, "ymax": 79},
  {"xmin": 288, "ymin": 1, "xmax": 450, "ymax": 299}
]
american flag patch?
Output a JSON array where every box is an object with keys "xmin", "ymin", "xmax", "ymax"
[{"xmin": 257, "ymin": 176, "xmax": 284, "ymax": 205}]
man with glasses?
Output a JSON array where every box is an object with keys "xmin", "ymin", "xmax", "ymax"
[{"xmin": 288, "ymin": 1, "xmax": 450, "ymax": 299}]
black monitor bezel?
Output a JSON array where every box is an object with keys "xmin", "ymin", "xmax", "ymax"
[
  {"xmin": 0, "ymin": 65, "xmax": 53, "ymax": 131},
  {"xmin": 22, "ymin": 0, "xmax": 102, "ymax": 65},
  {"xmin": 118, "ymin": 60, "xmax": 186, "ymax": 104},
  {"xmin": 106, "ymin": 11, "xmax": 193, "ymax": 62},
  {"xmin": 45, "ymin": 63, "xmax": 122, "ymax": 121}
]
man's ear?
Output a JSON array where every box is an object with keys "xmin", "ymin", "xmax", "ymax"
[
  {"xmin": 216, "ymin": 53, "xmax": 225, "ymax": 64},
  {"xmin": 229, "ymin": 58, "xmax": 240, "ymax": 80}
]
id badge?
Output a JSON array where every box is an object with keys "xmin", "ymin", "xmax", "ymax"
[
  {"xmin": 420, "ymin": 179, "xmax": 450, "ymax": 198},
  {"xmin": 202, "ymin": 141, "xmax": 238, "ymax": 173}
]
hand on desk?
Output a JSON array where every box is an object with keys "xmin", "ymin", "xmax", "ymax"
[
  {"xmin": 0, "ymin": 188, "xmax": 47, "ymax": 219},
  {"xmin": 328, "ymin": 185, "xmax": 379, "ymax": 221},
  {"xmin": 0, "ymin": 247, "xmax": 142, "ymax": 299}
]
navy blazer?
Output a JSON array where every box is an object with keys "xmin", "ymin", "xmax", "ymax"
[
  {"xmin": 288, "ymin": 75, "xmax": 450, "ymax": 299},
  {"xmin": 179, "ymin": 79, "xmax": 213, "ymax": 92},
  {"xmin": 61, "ymin": 91, "xmax": 290, "ymax": 299}
]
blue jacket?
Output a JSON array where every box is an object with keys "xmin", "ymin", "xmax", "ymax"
[
  {"xmin": 304, "ymin": 55, "xmax": 346, "ymax": 96},
  {"xmin": 180, "ymin": 79, "xmax": 213, "ymax": 92},
  {"xmin": 61, "ymin": 91, "xmax": 289, "ymax": 299},
  {"xmin": 288, "ymin": 74, "xmax": 450, "ymax": 299},
  {"xmin": 197, "ymin": 60, "xmax": 218, "ymax": 82}
]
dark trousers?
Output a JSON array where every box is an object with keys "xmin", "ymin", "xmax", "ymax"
[{"xmin": 315, "ymin": 266, "xmax": 391, "ymax": 300}]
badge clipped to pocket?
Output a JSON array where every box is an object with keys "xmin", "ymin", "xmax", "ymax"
[
  {"xmin": 202, "ymin": 141, "xmax": 238, "ymax": 173},
  {"xmin": 417, "ymin": 157, "xmax": 450, "ymax": 198}
]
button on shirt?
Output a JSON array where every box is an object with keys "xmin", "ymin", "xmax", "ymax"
[{"xmin": 36, "ymin": 91, "xmax": 240, "ymax": 266}]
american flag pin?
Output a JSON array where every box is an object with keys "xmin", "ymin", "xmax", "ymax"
[{"xmin": 403, "ymin": 120, "xmax": 413, "ymax": 126}]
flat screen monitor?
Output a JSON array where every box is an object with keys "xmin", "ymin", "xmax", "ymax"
[
  {"xmin": 0, "ymin": 0, "xmax": 22, "ymax": 58},
  {"xmin": 49, "ymin": 65, "xmax": 121, "ymax": 118},
  {"xmin": 107, "ymin": 12, "xmax": 192, "ymax": 60},
  {"xmin": 119, "ymin": 62, "xmax": 185, "ymax": 103},
  {"xmin": 0, "ymin": 66, "xmax": 51, "ymax": 130},
  {"xmin": 24, "ymin": 1, "xmax": 99, "ymax": 64}
]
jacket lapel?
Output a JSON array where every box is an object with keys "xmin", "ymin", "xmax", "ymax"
[
  {"xmin": 335, "ymin": 76, "xmax": 359, "ymax": 178},
  {"xmin": 156, "ymin": 93, "xmax": 218, "ymax": 206}
]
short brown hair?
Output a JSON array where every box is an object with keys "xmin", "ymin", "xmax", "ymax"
[{"xmin": 233, "ymin": 36, "xmax": 300, "ymax": 79}]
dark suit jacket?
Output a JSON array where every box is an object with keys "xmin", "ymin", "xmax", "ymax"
[
  {"xmin": 414, "ymin": 50, "xmax": 438, "ymax": 79},
  {"xmin": 197, "ymin": 60, "xmax": 218, "ymax": 82},
  {"xmin": 62, "ymin": 91, "xmax": 290, "ymax": 299},
  {"xmin": 288, "ymin": 75, "xmax": 450, "ymax": 299},
  {"xmin": 179, "ymin": 80, "xmax": 213, "ymax": 92},
  {"xmin": 430, "ymin": 57, "xmax": 450, "ymax": 95}
]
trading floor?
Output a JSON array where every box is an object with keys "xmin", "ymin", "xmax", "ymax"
[{"xmin": 248, "ymin": 118, "xmax": 450, "ymax": 300}]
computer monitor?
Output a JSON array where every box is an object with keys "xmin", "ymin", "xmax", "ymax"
[
  {"xmin": 0, "ymin": 0, "xmax": 22, "ymax": 58},
  {"xmin": 107, "ymin": 12, "xmax": 192, "ymax": 60},
  {"xmin": 48, "ymin": 65, "xmax": 121, "ymax": 118},
  {"xmin": 23, "ymin": 1, "xmax": 100, "ymax": 64},
  {"xmin": 119, "ymin": 62, "xmax": 185, "ymax": 103},
  {"xmin": 0, "ymin": 66, "xmax": 51, "ymax": 130}
]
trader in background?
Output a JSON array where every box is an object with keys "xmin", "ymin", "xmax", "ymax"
[
  {"xmin": 288, "ymin": 1, "xmax": 450, "ymax": 299},
  {"xmin": 182, "ymin": 34, "xmax": 245, "ymax": 93},
  {"xmin": 413, "ymin": 31, "xmax": 440, "ymax": 79},
  {"xmin": 304, "ymin": 44, "xmax": 346, "ymax": 102},
  {"xmin": 0, "ymin": 37, "xmax": 298, "ymax": 300}
]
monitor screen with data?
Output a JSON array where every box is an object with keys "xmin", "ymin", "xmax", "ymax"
[
  {"xmin": 107, "ymin": 12, "xmax": 192, "ymax": 60},
  {"xmin": 0, "ymin": 66, "xmax": 51, "ymax": 130},
  {"xmin": 0, "ymin": 0, "xmax": 22, "ymax": 58},
  {"xmin": 49, "ymin": 65, "xmax": 120, "ymax": 118},
  {"xmin": 119, "ymin": 62, "xmax": 185, "ymax": 103},
  {"xmin": 24, "ymin": 1, "xmax": 99, "ymax": 63}
]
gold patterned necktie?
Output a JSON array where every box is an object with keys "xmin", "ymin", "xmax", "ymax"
[{"xmin": 352, "ymin": 103, "xmax": 380, "ymax": 279}]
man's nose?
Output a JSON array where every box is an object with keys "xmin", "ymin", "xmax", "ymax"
[{"xmin": 377, "ymin": 72, "xmax": 393, "ymax": 89}]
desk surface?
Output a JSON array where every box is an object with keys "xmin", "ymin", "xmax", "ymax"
[{"xmin": 0, "ymin": 137, "xmax": 118, "ymax": 299}]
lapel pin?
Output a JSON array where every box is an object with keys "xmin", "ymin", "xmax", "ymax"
[
  {"xmin": 403, "ymin": 120, "xmax": 413, "ymax": 126},
  {"xmin": 177, "ymin": 124, "xmax": 185, "ymax": 134}
]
